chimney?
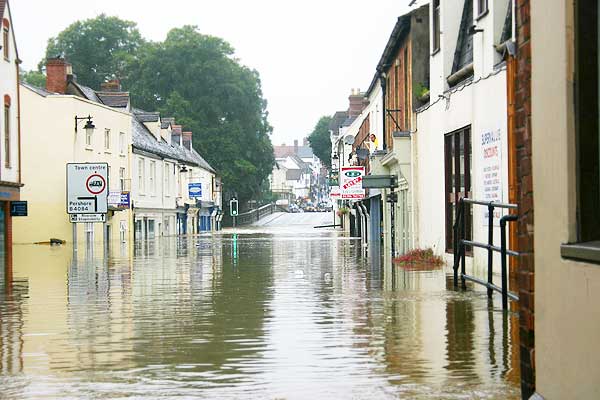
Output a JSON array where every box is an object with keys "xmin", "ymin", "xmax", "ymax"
[
  {"xmin": 303, "ymin": 137, "xmax": 308, "ymax": 146},
  {"xmin": 100, "ymin": 79, "xmax": 121, "ymax": 92},
  {"xmin": 348, "ymin": 88, "xmax": 366, "ymax": 118},
  {"xmin": 46, "ymin": 58, "xmax": 72, "ymax": 94},
  {"xmin": 294, "ymin": 139, "xmax": 298, "ymax": 155},
  {"xmin": 182, "ymin": 131, "xmax": 193, "ymax": 150},
  {"xmin": 171, "ymin": 125, "xmax": 183, "ymax": 146}
]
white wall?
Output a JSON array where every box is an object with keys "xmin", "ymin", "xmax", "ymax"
[{"xmin": 0, "ymin": 2, "xmax": 20, "ymax": 184}]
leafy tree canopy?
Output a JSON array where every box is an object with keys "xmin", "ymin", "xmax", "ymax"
[
  {"xmin": 41, "ymin": 14, "xmax": 145, "ymax": 90},
  {"xmin": 41, "ymin": 20, "xmax": 273, "ymax": 204},
  {"xmin": 307, "ymin": 116, "xmax": 333, "ymax": 168},
  {"xmin": 20, "ymin": 70, "xmax": 46, "ymax": 87}
]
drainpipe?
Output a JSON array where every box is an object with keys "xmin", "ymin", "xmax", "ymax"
[{"xmin": 379, "ymin": 69, "xmax": 387, "ymax": 150}]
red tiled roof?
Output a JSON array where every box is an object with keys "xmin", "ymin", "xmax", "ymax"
[{"xmin": 273, "ymin": 145, "xmax": 296, "ymax": 159}]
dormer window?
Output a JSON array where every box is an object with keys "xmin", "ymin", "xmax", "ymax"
[{"xmin": 2, "ymin": 19, "xmax": 9, "ymax": 61}]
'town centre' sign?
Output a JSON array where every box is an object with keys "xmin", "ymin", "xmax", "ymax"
[{"xmin": 67, "ymin": 163, "xmax": 109, "ymax": 214}]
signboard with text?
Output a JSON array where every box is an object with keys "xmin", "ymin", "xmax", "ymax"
[
  {"xmin": 330, "ymin": 186, "xmax": 341, "ymax": 200},
  {"xmin": 70, "ymin": 213, "xmax": 106, "ymax": 223},
  {"xmin": 480, "ymin": 130, "xmax": 504, "ymax": 225},
  {"xmin": 67, "ymin": 163, "xmax": 108, "ymax": 214},
  {"xmin": 108, "ymin": 191, "xmax": 130, "ymax": 209},
  {"xmin": 340, "ymin": 166, "xmax": 365, "ymax": 199},
  {"xmin": 189, "ymin": 182, "xmax": 202, "ymax": 198}
]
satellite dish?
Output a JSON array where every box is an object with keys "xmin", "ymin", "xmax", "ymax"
[
  {"xmin": 343, "ymin": 135, "xmax": 355, "ymax": 145},
  {"xmin": 356, "ymin": 148, "xmax": 369, "ymax": 160}
]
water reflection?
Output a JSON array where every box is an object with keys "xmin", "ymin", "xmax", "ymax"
[{"xmin": 0, "ymin": 229, "xmax": 520, "ymax": 399}]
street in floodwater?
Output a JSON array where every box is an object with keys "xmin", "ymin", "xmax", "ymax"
[{"xmin": 0, "ymin": 212, "xmax": 520, "ymax": 399}]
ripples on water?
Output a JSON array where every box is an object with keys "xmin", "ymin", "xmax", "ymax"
[{"xmin": 0, "ymin": 227, "xmax": 520, "ymax": 399}]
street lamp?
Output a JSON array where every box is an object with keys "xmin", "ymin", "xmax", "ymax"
[{"xmin": 74, "ymin": 115, "xmax": 95, "ymax": 135}]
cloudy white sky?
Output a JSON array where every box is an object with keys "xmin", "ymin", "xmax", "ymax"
[{"xmin": 11, "ymin": 0, "xmax": 422, "ymax": 146}]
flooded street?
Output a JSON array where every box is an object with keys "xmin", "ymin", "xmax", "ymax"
[{"xmin": 1, "ymin": 213, "xmax": 520, "ymax": 399}]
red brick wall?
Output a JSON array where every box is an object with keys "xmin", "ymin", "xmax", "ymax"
[
  {"xmin": 384, "ymin": 38, "xmax": 411, "ymax": 151},
  {"xmin": 515, "ymin": 0, "xmax": 535, "ymax": 398}
]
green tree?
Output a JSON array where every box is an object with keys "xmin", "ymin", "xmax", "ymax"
[
  {"xmin": 41, "ymin": 14, "xmax": 144, "ymax": 89},
  {"xmin": 124, "ymin": 26, "xmax": 274, "ymax": 203},
  {"xmin": 20, "ymin": 70, "xmax": 46, "ymax": 87},
  {"xmin": 307, "ymin": 116, "xmax": 333, "ymax": 168}
]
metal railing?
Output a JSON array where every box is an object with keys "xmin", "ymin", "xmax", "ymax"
[
  {"xmin": 453, "ymin": 198, "xmax": 519, "ymax": 309},
  {"xmin": 234, "ymin": 203, "xmax": 276, "ymax": 226}
]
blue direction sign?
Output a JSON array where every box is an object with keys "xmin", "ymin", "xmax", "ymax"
[{"xmin": 188, "ymin": 182, "xmax": 202, "ymax": 198}]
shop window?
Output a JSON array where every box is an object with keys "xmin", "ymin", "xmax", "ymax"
[
  {"xmin": 148, "ymin": 220, "xmax": 155, "ymax": 239},
  {"xmin": 562, "ymin": 0, "xmax": 600, "ymax": 262},
  {"xmin": 445, "ymin": 126, "xmax": 472, "ymax": 252}
]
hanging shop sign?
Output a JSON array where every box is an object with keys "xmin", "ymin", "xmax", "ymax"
[
  {"xmin": 108, "ymin": 191, "xmax": 130, "ymax": 209},
  {"xmin": 340, "ymin": 166, "xmax": 365, "ymax": 199}
]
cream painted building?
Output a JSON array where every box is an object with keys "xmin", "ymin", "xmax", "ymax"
[
  {"xmin": 14, "ymin": 59, "xmax": 133, "ymax": 246},
  {"xmin": 529, "ymin": 0, "xmax": 600, "ymax": 398}
]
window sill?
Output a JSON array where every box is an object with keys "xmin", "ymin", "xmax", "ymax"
[
  {"xmin": 120, "ymin": 153, "xmax": 127, "ymax": 157},
  {"xmin": 85, "ymin": 147, "xmax": 93, "ymax": 151},
  {"xmin": 561, "ymin": 241, "xmax": 600, "ymax": 264},
  {"xmin": 476, "ymin": 9, "xmax": 489, "ymax": 21},
  {"xmin": 104, "ymin": 150, "xmax": 112, "ymax": 154}
]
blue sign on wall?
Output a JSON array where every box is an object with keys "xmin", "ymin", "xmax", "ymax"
[{"xmin": 189, "ymin": 183, "xmax": 202, "ymax": 198}]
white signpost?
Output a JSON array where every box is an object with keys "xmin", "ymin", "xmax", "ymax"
[
  {"xmin": 67, "ymin": 163, "xmax": 109, "ymax": 221},
  {"xmin": 340, "ymin": 166, "xmax": 365, "ymax": 199}
]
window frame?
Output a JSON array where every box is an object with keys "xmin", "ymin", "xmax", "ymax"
[
  {"xmin": 432, "ymin": 0, "xmax": 441, "ymax": 54},
  {"xmin": 119, "ymin": 167, "xmax": 126, "ymax": 191},
  {"xmin": 85, "ymin": 126, "xmax": 93, "ymax": 147},
  {"xmin": 444, "ymin": 126, "xmax": 472, "ymax": 253},
  {"xmin": 138, "ymin": 158, "xmax": 145, "ymax": 194},
  {"xmin": 476, "ymin": 0, "xmax": 489, "ymax": 20},
  {"xmin": 3, "ymin": 103, "xmax": 9, "ymax": 168},
  {"xmin": 149, "ymin": 160, "xmax": 156, "ymax": 195},
  {"xmin": 104, "ymin": 128, "xmax": 111, "ymax": 151},
  {"xmin": 561, "ymin": 0, "xmax": 600, "ymax": 263},
  {"xmin": 2, "ymin": 25, "xmax": 8, "ymax": 61},
  {"xmin": 119, "ymin": 132, "xmax": 126, "ymax": 155}
]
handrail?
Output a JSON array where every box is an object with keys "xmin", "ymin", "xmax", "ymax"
[
  {"xmin": 452, "ymin": 198, "xmax": 519, "ymax": 310},
  {"xmin": 229, "ymin": 203, "xmax": 277, "ymax": 226}
]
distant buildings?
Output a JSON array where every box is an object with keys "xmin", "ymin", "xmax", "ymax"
[{"xmin": 270, "ymin": 139, "xmax": 324, "ymax": 203}]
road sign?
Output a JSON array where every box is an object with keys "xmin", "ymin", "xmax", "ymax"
[
  {"xmin": 70, "ymin": 213, "xmax": 106, "ymax": 223},
  {"xmin": 67, "ymin": 163, "xmax": 109, "ymax": 214},
  {"xmin": 340, "ymin": 166, "xmax": 365, "ymax": 199},
  {"xmin": 189, "ymin": 182, "xmax": 202, "ymax": 198}
]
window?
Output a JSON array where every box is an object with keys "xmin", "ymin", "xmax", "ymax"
[
  {"xmin": 138, "ymin": 159, "xmax": 145, "ymax": 193},
  {"xmin": 404, "ymin": 48, "xmax": 410, "ymax": 129},
  {"xmin": 3, "ymin": 99, "xmax": 9, "ymax": 168},
  {"xmin": 85, "ymin": 222, "xmax": 94, "ymax": 243},
  {"xmin": 2, "ymin": 20, "xmax": 8, "ymax": 61},
  {"xmin": 477, "ymin": 0, "xmax": 488, "ymax": 18},
  {"xmin": 445, "ymin": 126, "xmax": 472, "ymax": 252},
  {"xmin": 148, "ymin": 220, "xmax": 155, "ymax": 239},
  {"xmin": 104, "ymin": 129, "xmax": 111, "ymax": 150},
  {"xmin": 119, "ymin": 132, "xmax": 126, "ymax": 155},
  {"xmin": 86, "ymin": 126, "xmax": 93, "ymax": 147},
  {"xmin": 119, "ymin": 167, "xmax": 126, "ymax": 191},
  {"xmin": 164, "ymin": 163, "xmax": 170, "ymax": 196},
  {"xmin": 562, "ymin": 0, "xmax": 600, "ymax": 262},
  {"xmin": 432, "ymin": 0, "xmax": 441, "ymax": 53},
  {"xmin": 149, "ymin": 160, "xmax": 156, "ymax": 195}
]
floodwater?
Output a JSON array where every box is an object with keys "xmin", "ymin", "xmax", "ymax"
[{"xmin": 0, "ymin": 213, "xmax": 520, "ymax": 399}]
